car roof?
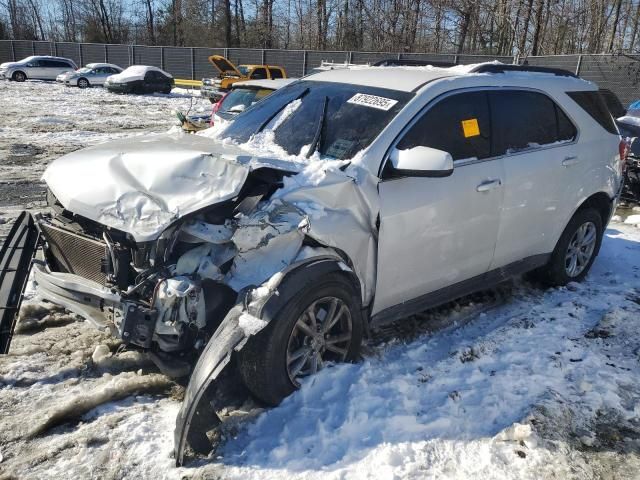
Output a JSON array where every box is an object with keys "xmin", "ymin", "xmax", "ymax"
[
  {"xmin": 231, "ymin": 78, "xmax": 296, "ymax": 90},
  {"xmin": 123, "ymin": 65, "xmax": 172, "ymax": 77},
  {"xmin": 303, "ymin": 62, "xmax": 596, "ymax": 93},
  {"xmin": 86, "ymin": 63, "xmax": 121, "ymax": 69}
]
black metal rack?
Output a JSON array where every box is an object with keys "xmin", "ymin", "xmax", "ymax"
[{"xmin": 469, "ymin": 63, "xmax": 578, "ymax": 78}]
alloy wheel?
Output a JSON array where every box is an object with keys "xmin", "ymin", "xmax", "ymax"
[
  {"xmin": 565, "ymin": 221, "xmax": 597, "ymax": 278},
  {"xmin": 286, "ymin": 296, "xmax": 353, "ymax": 386},
  {"xmin": 78, "ymin": 78, "xmax": 89, "ymax": 88}
]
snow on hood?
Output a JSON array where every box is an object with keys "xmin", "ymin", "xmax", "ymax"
[
  {"xmin": 107, "ymin": 65, "xmax": 173, "ymax": 83},
  {"xmin": 42, "ymin": 132, "xmax": 302, "ymax": 241}
]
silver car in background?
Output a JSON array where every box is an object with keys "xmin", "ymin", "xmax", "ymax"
[
  {"xmin": 63, "ymin": 63, "xmax": 123, "ymax": 88},
  {"xmin": 0, "ymin": 56, "xmax": 77, "ymax": 82}
]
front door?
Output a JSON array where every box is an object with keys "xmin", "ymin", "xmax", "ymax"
[{"xmin": 373, "ymin": 90, "xmax": 504, "ymax": 318}]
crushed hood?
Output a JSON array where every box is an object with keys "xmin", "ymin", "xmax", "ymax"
[{"xmin": 43, "ymin": 133, "xmax": 300, "ymax": 242}]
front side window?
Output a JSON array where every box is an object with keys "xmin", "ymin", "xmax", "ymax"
[
  {"xmin": 397, "ymin": 91, "xmax": 491, "ymax": 161},
  {"xmin": 221, "ymin": 80, "xmax": 413, "ymax": 160},
  {"xmin": 491, "ymin": 90, "xmax": 577, "ymax": 155}
]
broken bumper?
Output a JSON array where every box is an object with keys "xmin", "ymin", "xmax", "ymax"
[{"xmin": 32, "ymin": 262, "xmax": 122, "ymax": 331}]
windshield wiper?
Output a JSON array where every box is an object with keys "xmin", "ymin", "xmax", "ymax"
[
  {"xmin": 306, "ymin": 96, "xmax": 329, "ymax": 158},
  {"xmin": 256, "ymin": 87, "xmax": 309, "ymax": 134}
]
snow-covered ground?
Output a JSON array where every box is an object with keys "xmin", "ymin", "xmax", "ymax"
[{"xmin": 1, "ymin": 81, "xmax": 640, "ymax": 479}]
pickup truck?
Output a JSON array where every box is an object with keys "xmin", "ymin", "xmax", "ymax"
[{"xmin": 201, "ymin": 55, "xmax": 287, "ymax": 102}]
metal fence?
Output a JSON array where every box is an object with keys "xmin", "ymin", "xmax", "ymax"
[{"xmin": 1, "ymin": 40, "xmax": 639, "ymax": 104}]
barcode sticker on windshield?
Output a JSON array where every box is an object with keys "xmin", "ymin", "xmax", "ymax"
[{"xmin": 347, "ymin": 93, "xmax": 398, "ymax": 111}]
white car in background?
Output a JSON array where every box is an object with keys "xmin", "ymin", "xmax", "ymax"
[
  {"xmin": 0, "ymin": 56, "xmax": 77, "ymax": 82},
  {"xmin": 62, "ymin": 63, "xmax": 123, "ymax": 88}
]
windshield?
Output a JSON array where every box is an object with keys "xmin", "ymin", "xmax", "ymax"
[
  {"xmin": 237, "ymin": 66, "xmax": 250, "ymax": 76},
  {"xmin": 221, "ymin": 80, "xmax": 413, "ymax": 160},
  {"xmin": 218, "ymin": 88, "xmax": 274, "ymax": 119}
]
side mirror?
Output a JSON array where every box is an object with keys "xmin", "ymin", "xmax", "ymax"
[{"xmin": 389, "ymin": 146, "xmax": 454, "ymax": 177}]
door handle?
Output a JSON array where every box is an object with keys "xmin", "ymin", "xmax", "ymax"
[
  {"xmin": 476, "ymin": 179, "xmax": 502, "ymax": 192},
  {"xmin": 562, "ymin": 155, "xmax": 579, "ymax": 167}
]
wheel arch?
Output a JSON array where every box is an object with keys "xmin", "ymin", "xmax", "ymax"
[
  {"xmin": 576, "ymin": 191, "xmax": 614, "ymax": 226},
  {"xmin": 77, "ymin": 77, "xmax": 89, "ymax": 86},
  {"xmin": 249, "ymin": 256, "xmax": 364, "ymax": 327},
  {"xmin": 12, "ymin": 70, "xmax": 26, "ymax": 81}
]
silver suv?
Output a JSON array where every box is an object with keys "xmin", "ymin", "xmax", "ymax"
[
  {"xmin": 0, "ymin": 63, "xmax": 624, "ymax": 464},
  {"xmin": 0, "ymin": 56, "xmax": 77, "ymax": 82}
]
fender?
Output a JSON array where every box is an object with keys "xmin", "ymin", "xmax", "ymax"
[{"xmin": 173, "ymin": 256, "xmax": 362, "ymax": 465}]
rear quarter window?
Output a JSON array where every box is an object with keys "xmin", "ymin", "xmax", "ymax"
[{"xmin": 567, "ymin": 91, "xmax": 618, "ymax": 135}]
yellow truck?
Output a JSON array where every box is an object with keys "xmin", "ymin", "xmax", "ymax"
[{"xmin": 201, "ymin": 55, "xmax": 287, "ymax": 102}]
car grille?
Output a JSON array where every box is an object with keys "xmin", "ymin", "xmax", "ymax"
[{"xmin": 39, "ymin": 222, "xmax": 107, "ymax": 285}]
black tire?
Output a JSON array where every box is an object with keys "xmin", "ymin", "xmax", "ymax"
[
  {"xmin": 12, "ymin": 71, "xmax": 26, "ymax": 82},
  {"xmin": 161, "ymin": 86, "xmax": 172, "ymax": 94},
  {"xmin": 535, "ymin": 208, "xmax": 603, "ymax": 286},
  {"xmin": 238, "ymin": 272, "xmax": 363, "ymax": 406},
  {"xmin": 77, "ymin": 78, "xmax": 90, "ymax": 88}
]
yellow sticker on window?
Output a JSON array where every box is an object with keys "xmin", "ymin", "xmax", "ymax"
[{"xmin": 461, "ymin": 118, "xmax": 480, "ymax": 138}]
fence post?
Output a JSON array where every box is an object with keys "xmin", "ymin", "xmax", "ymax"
[
  {"xmin": 224, "ymin": 48, "xmax": 229, "ymax": 59},
  {"xmin": 10, "ymin": 40, "xmax": 15, "ymax": 61},
  {"xmin": 453, "ymin": 54, "xmax": 459, "ymax": 65},
  {"xmin": 302, "ymin": 50, "xmax": 307, "ymax": 75},
  {"xmin": 575, "ymin": 54, "xmax": 583, "ymax": 76},
  {"xmin": 191, "ymin": 48, "xmax": 196, "ymax": 80},
  {"xmin": 54, "ymin": 42, "xmax": 58, "ymax": 57},
  {"xmin": 261, "ymin": 48, "xmax": 266, "ymax": 64},
  {"xmin": 32, "ymin": 41, "xmax": 35, "ymax": 56},
  {"xmin": 130, "ymin": 45, "xmax": 134, "ymax": 66},
  {"xmin": 160, "ymin": 46, "xmax": 165, "ymax": 70},
  {"xmin": 78, "ymin": 43, "xmax": 83, "ymax": 66},
  {"xmin": 104, "ymin": 44, "xmax": 108, "ymax": 63},
  {"xmin": 348, "ymin": 51, "xmax": 353, "ymax": 64}
]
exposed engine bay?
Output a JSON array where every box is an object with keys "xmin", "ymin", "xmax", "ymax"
[{"xmin": 37, "ymin": 166, "xmax": 317, "ymax": 356}]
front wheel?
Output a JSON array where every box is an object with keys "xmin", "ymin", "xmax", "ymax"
[
  {"xmin": 536, "ymin": 208, "xmax": 603, "ymax": 286},
  {"xmin": 77, "ymin": 78, "xmax": 90, "ymax": 88},
  {"xmin": 12, "ymin": 71, "xmax": 26, "ymax": 82},
  {"xmin": 238, "ymin": 272, "xmax": 363, "ymax": 406}
]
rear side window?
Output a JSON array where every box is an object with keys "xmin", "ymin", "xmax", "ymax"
[
  {"xmin": 397, "ymin": 91, "xmax": 491, "ymax": 161},
  {"xmin": 250, "ymin": 68, "xmax": 268, "ymax": 80},
  {"xmin": 490, "ymin": 90, "xmax": 577, "ymax": 155},
  {"xmin": 269, "ymin": 68, "xmax": 283, "ymax": 79},
  {"xmin": 567, "ymin": 91, "xmax": 618, "ymax": 134}
]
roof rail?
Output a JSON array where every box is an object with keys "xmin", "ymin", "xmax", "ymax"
[
  {"xmin": 373, "ymin": 58, "xmax": 456, "ymax": 68},
  {"xmin": 469, "ymin": 64, "xmax": 578, "ymax": 78}
]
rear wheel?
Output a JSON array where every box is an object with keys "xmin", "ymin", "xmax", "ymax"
[
  {"xmin": 77, "ymin": 78, "xmax": 90, "ymax": 88},
  {"xmin": 12, "ymin": 71, "xmax": 26, "ymax": 82},
  {"xmin": 536, "ymin": 208, "xmax": 603, "ymax": 286},
  {"xmin": 238, "ymin": 272, "xmax": 363, "ymax": 406}
]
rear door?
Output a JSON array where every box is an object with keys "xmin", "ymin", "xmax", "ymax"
[
  {"xmin": 373, "ymin": 90, "xmax": 505, "ymax": 317},
  {"xmin": 489, "ymin": 89, "xmax": 579, "ymax": 269}
]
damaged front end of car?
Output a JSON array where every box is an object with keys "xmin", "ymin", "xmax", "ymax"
[{"xmin": 0, "ymin": 132, "xmax": 379, "ymax": 466}]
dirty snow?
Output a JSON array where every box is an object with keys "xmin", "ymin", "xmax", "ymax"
[{"xmin": 1, "ymin": 81, "xmax": 640, "ymax": 479}]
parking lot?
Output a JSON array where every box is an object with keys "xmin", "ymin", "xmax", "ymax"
[{"xmin": 1, "ymin": 80, "xmax": 640, "ymax": 480}]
